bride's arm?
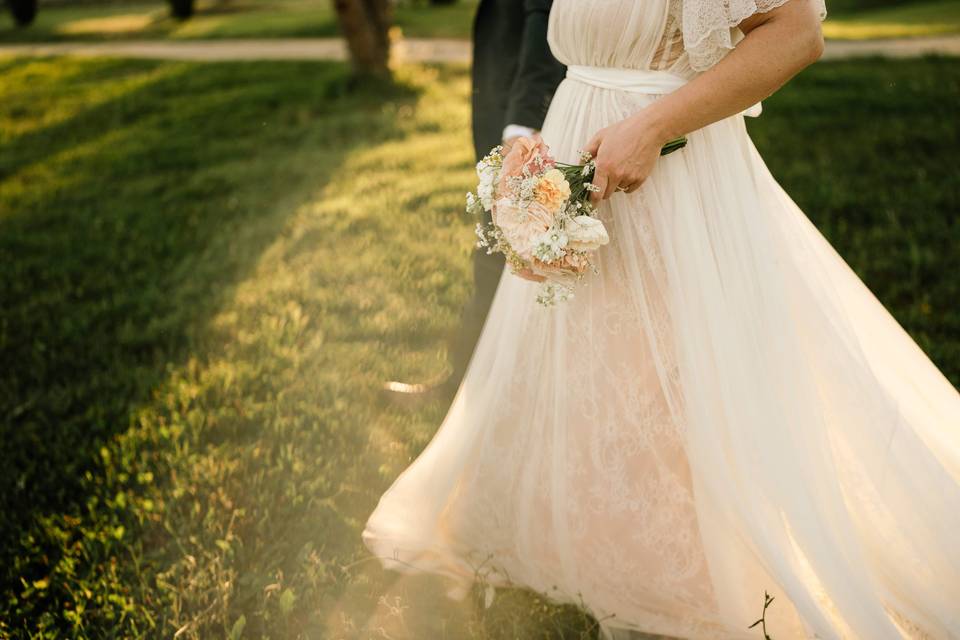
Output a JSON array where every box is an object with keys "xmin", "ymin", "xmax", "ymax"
[{"xmin": 585, "ymin": 0, "xmax": 825, "ymax": 201}]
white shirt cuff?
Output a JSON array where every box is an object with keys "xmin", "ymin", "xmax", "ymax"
[{"xmin": 502, "ymin": 124, "xmax": 538, "ymax": 142}]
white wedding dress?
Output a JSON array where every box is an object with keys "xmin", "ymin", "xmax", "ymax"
[{"xmin": 362, "ymin": 0, "xmax": 960, "ymax": 638}]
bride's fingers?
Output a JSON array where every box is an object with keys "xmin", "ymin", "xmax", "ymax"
[
  {"xmin": 624, "ymin": 180, "xmax": 643, "ymax": 193},
  {"xmin": 593, "ymin": 155, "xmax": 624, "ymax": 201},
  {"xmin": 590, "ymin": 172, "xmax": 608, "ymax": 205},
  {"xmin": 602, "ymin": 170, "xmax": 621, "ymax": 200},
  {"xmin": 581, "ymin": 130, "xmax": 603, "ymax": 159}
]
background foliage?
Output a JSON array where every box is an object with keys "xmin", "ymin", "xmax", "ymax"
[{"xmin": 2, "ymin": 0, "xmax": 959, "ymax": 41}]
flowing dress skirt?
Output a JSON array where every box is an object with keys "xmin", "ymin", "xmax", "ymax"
[{"xmin": 362, "ymin": 73, "xmax": 960, "ymax": 640}]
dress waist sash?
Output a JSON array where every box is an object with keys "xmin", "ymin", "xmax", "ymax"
[{"xmin": 565, "ymin": 65, "xmax": 762, "ymax": 118}]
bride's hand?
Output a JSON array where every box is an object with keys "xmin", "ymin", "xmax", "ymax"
[{"xmin": 582, "ymin": 110, "xmax": 669, "ymax": 204}]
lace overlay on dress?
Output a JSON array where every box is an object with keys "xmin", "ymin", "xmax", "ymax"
[
  {"xmin": 548, "ymin": 0, "xmax": 828, "ymax": 76},
  {"xmin": 436, "ymin": 188, "xmax": 732, "ymax": 638},
  {"xmin": 681, "ymin": 0, "xmax": 828, "ymax": 71}
]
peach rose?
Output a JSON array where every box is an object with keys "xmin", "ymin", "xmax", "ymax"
[
  {"xmin": 562, "ymin": 251, "xmax": 590, "ymax": 274},
  {"xmin": 498, "ymin": 136, "xmax": 555, "ymax": 195},
  {"xmin": 530, "ymin": 256, "xmax": 583, "ymax": 278},
  {"xmin": 493, "ymin": 198, "xmax": 553, "ymax": 261}
]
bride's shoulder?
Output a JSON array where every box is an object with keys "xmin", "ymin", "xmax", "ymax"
[{"xmin": 678, "ymin": 0, "xmax": 826, "ymax": 70}]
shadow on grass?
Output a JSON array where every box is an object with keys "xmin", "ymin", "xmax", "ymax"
[{"xmin": 0, "ymin": 56, "xmax": 420, "ymax": 635}]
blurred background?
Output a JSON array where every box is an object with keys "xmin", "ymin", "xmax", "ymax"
[{"xmin": 0, "ymin": 0, "xmax": 957, "ymax": 638}]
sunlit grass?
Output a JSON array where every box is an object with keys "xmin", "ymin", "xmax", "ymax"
[
  {"xmin": 823, "ymin": 0, "xmax": 960, "ymax": 38},
  {"xmin": 57, "ymin": 13, "xmax": 156, "ymax": 36},
  {"xmin": 1, "ymin": 2, "xmax": 168, "ymax": 40},
  {"xmin": 1, "ymin": 56, "xmax": 957, "ymax": 639},
  {"xmin": 0, "ymin": 0, "xmax": 479, "ymax": 42},
  {"xmin": 4, "ymin": 0, "xmax": 959, "ymax": 43},
  {"xmin": 0, "ymin": 58, "xmax": 178, "ymax": 150},
  {"xmin": 3, "ymin": 0, "xmax": 960, "ymax": 43},
  {"xmin": 0, "ymin": 56, "xmax": 479, "ymax": 638}
]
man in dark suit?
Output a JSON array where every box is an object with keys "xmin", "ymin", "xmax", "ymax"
[
  {"xmin": 471, "ymin": 0, "xmax": 567, "ymax": 160},
  {"xmin": 386, "ymin": 0, "xmax": 566, "ymax": 398}
]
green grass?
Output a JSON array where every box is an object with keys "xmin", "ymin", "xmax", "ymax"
[
  {"xmin": 0, "ymin": 0, "xmax": 479, "ymax": 42},
  {"xmin": 0, "ymin": 56, "xmax": 478, "ymax": 639},
  {"xmin": 824, "ymin": 0, "xmax": 960, "ymax": 38},
  {"xmin": 1, "ymin": 56, "xmax": 958, "ymax": 638},
  {"xmin": 3, "ymin": 0, "xmax": 960, "ymax": 43}
]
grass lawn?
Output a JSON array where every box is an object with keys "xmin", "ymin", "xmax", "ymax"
[
  {"xmin": 0, "ymin": 0, "xmax": 478, "ymax": 42},
  {"xmin": 3, "ymin": 0, "xmax": 959, "ymax": 42},
  {"xmin": 823, "ymin": 0, "xmax": 960, "ymax": 38},
  {"xmin": 1, "ymin": 55, "xmax": 958, "ymax": 638}
]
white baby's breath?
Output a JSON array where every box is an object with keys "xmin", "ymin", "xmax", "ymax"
[
  {"xmin": 477, "ymin": 165, "xmax": 498, "ymax": 211},
  {"xmin": 466, "ymin": 192, "xmax": 485, "ymax": 216},
  {"xmin": 536, "ymin": 282, "xmax": 575, "ymax": 307},
  {"xmin": 475, "ymin": 148, "xmax": 503, "ymax": 212},
  {"xmin": 533, "ymin": 227, "xmax": 569, "ymax": 263}
]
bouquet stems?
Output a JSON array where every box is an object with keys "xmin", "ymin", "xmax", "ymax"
[
  {"xmin": 660, "ymin": 135, "xmax": 687, "ymax": 155},
  {"xmin": 557, "ymin": 134, "xmax": 688, "ymax": 200}
]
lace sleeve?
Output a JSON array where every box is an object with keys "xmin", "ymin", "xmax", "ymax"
[{"xmin": 682, "ymin": 0, "xmax": 827, "ymax": 71}]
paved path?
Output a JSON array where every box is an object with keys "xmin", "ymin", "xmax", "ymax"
[
  {"xmin": 0, "ymin": 37, "xmax": 467, "ymax": 62},
  {"xmin": 1, "ymin": 35, "xmax": 958, "ymax": 63},
  {"xmin": 821, "ymin": 35, "xmax": 960, "ymax": 59}
]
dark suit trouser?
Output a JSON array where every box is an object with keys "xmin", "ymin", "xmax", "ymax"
[
  {"xmin": 448, "ymin": 223, "xmax": 504, "ymax": 389},
  {"xmin": 449, "ymin": 0, "xmax": 562, "ymax": 390}
]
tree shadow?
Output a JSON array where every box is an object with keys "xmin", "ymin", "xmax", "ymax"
[{"xmin": 0, "ymin": 56, "xmax": 419, "ymax": 625}]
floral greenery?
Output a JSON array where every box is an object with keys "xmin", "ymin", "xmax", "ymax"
[
  {"xmin": 748, "ymin": 591, "xmax": 776, "ymax": 639},
  {"xmin": 0, "ymin": 56, "xmax": 957, "ymax": 638}
]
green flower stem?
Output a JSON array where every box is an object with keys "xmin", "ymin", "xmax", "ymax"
[
  {"xmin": 660, "ymin": 135, "xmax": 687, "ymax": 155},
  {"xmin": 557, "ymin": 134, "xmax": 688, "ymax": 197}
]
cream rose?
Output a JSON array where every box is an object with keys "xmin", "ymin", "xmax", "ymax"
[{"xmin": 566, "ymin": 215, "xmax": 609, "ymax": 251}]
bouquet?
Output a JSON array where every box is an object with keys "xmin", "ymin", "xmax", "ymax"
[
  {"xmin": 466, "ymin": 136, "xmax": 687, "ymax": 306},
  {"xmin": 465, "ymin": 137, "xmax": 607, "ymax": 306}
]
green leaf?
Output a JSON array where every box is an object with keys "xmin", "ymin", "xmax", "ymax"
[
  {"xmin": 229, "ymin": 614, "xmax": 246, "ymax": 640},
  {"xmin": 278, "ymin": 588, "xmax": 296, "ymax": 616}
]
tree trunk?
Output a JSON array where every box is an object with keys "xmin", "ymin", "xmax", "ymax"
[
  {"xmin": 333, "ymin": 0, "xmax": 392, "ymax": 78},
  {"xmin": 9, "ymin": 0, "xmax": 38, "ymax": 26},
  {"xmin": 169, "ymin": 0, "xmax": 195, "ymax": 19}
]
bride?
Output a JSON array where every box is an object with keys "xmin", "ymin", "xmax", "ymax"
[{"xmin": 362, "ymin": 0, "xmax": 960, "ymax": 637}]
